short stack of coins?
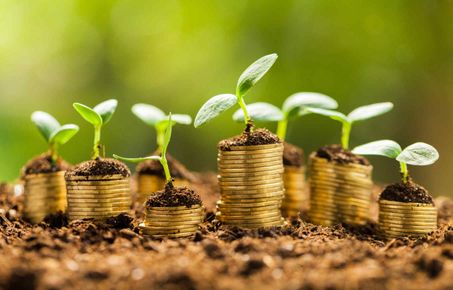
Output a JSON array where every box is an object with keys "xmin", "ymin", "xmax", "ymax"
[
  {"xmin": 136, "ymin": 175, "xmax": 190, "ymax": 203},
  {"xmin": 65, "ymin": 174, "xmax": 131, "ymax": 220},
  {"xmin": 140, "ymin": 204, "xmax": 204, "ymax": 238},
  {"xmin": 281, "ymin": 166, "xmax": 307, "ymax": 217},
  {"xmin": 23, "ymin": 171, "xmax": 67, "ymax": 223},
  {"xmin": 379, "ymin": 199, "xmax": 437, "ymax": 239},
  {"xmin": 216, "ymin": 143, "xmax": 285, "ymax": 228}
]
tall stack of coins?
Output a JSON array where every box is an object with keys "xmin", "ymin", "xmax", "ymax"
[
  {"xmin": 140, "ymin": 204, "xmax": 204, "ymax": 238},
  {"xmin": 136, "ymin": 175, "xmax": 190, "ymax": 203},
  {"xmin": 216, "ymin": 143, "xmax": 285, "ymax": 228},
  {"xmin": 23, "ymin": 171, "xmax": 67, "ymax": 223},
  {"xmin": 65, "ymin": 174, "xmax": 131, "ymax": 220},
  {"xmin": 379, "ymin": 199, "xmax": 437, "ymax": 239},
  {"xmin": 281, "ymin": 166, "xmax": 307, "ymax": 217}
]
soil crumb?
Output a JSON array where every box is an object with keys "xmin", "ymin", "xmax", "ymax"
[
  {"xmin": 22, "ymin": 154, "xmax": 69, "ymax": 176},
  {"xmin": 66, "ymin": 158, "xmax": 130, "ymax": 178},
  {"xmin": 136, "ymin": 152, "xmax": 195, "ymax": 181},
  {"xmin": 146, "ymin": 184, "xmax": 202, "ymax": 208},
  {"xmin": 380, "ymin": 181, "xmax": 434, "ymax": 204},
  {"xmin": 283, "ymin": 142, "xmax": 304, "ymax": 167},
  {"xmin": 316, "ymin": 144, "xmax": 369, "ymax": 165},
  {"xmin": 218, "ymin": 128, "xmax": 280, "ymax": 151}
]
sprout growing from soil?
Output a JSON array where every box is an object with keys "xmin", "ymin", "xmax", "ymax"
[
  {"xmin": 73, "ymin": 99, "xmax": 118, "ymax": 160},
  {"xmin": 114, "ymin": 114, "xmax": 174, "ymax": 186},
  {"xmin": 352, "ymin": 140, "xmax": 439, "ymax": 183},
  {"xmin": 232, "ymin": 93, "xmax": 338, "ymax": 140},
  {"xmin": 31, "ymin": 111, "xmax": 79, "ymax": 162},
  {"xmin": 306, "ymin": 102, "xmax": 394, "ymax": 149},
  {"xmin": 131, "ymin": 103, "xmax": 191, "ymax": 152},
  {"xmin": 194, "ymin": 53, "xmax": 278, "ymax": 129}
]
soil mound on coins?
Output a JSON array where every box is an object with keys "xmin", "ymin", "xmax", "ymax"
[
  {"xmin": 380, "ymin": 181, "xmax": 434, "ymax": 204},
  {"xmin": 146, "ymin": 184, "xmax": 202, "ymax": 208},
  {"xmin": 22, "ymin": 154, "xmax": 69, "ymax": 176},
  {"xmin": 136, "ymin": 152, "xmax": 195, "ymax": 181},
  {"xmin": 66, "ymin": 158, "xmax": 131, "ymax": 178},
  {"xmin": 316, "ymin": 144, "xmax": 369, "ymax": 165},
  {"xmin": 218, "ymin": 128, "xmax": 280, "ymax": 151},
  {"xmin": 283, "ymin": 142, "xmax": 304, "ymax": 167}
]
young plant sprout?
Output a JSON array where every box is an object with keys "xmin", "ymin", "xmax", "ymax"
[
  {"xmin": 114, "ymin": 114, "xmax": 174, "ymax": 186},
  {"xmin": 131, "ymin": 104, "xmax": 191, "ymax": 152},
  {"xmin": 306, "ymin": 102, "xmax": 394, "ymax": 149},
  {"xmin": 232, "ymin": 92, "xmax": 338, "ymax": 140},
  {"xmin": 31, "ymin": 111, "xmax": 79, "ymax": 162},
  {"xmin": 194, "ymin": 53, "xmax": 278, "ymax": 129},
  {"xmin": 73, "ymin": 99, "xmax": 118, "ymax": 160},
  {"xmin": 352, "ymin": 140, "xmax": 439, "ymax": 184}
]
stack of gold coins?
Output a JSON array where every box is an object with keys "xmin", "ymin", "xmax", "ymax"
[
  {"xmin": 23, "ymin": 171, "xmax": 67, "ymax": 223},
  {"xmin": 281, "ymin": 166, "xmax": 307, "ymax": 217},
  {"xmin": 136, "ymin": 175, "xmax": 190, "ymax": 203},
  {"xmin": 216, "ymin": 143, "xmax": 285, "ymax": 228},
  {"xmin": 65, "ymin": 174, "xmax": 131, "ymax": 220},
  {"xmin": 379, "ymin": 199, "xmax": 437, "ymax": 239},
  {"xmin": 140, "ymin": 204, "xmax": 204, "ymax": 238}
]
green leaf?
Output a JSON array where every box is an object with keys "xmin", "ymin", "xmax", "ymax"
[
  {"xmin": 194, "ymin": 94, "xmax": 237, "ymax": 128},
  {"xmin": 305, "ymin": 107, "xmax": 349, "ymax": 123},
  {"xmin": 236, "ymin": 53, "xmax": 278, "ymax": 97},
  {"xmin": 49, "ymin": 124, "xmax": 80, "ymax": 145},
  {"xmin": 31, "ymin": 111, "xmax": 61, "ymax": 142},
  {"xmin": 113, "ymin": 154, "xmax": 161, "ymax": 164},
  {"xmin": 347, "ymin": 102, "xmax": 393, "ymax": 123},
  {"xmin": 162, "ymin": 113, "xmax": 173, "ymax": 156},
  {"xmin": 94, "ymin": 99, "xmax": 118, "ymax": 125},
  {"xmin": 232, "ymin": 102, "xmax": 283, "ymax": 123},
  {"xmin": 132, "ymin": 103, "xmax": 166, "ymax": 127},
  {"xmin": 73, "ymin": 103, "xmax": 103, "ymax": 126},
  {"xmin": 396, "ymin": 142, "xmax": 439, "ymax": 166},
  {"xmin": 352, "ymin": 140, "xmax": 402, "ymax": 159},
  {"xmin": 282, "ymin": 92, "xmax": 338, "ymax": 118},
  {"xmin": 170, "ymin": 114, "xmax": 192, "ymax": 125}
]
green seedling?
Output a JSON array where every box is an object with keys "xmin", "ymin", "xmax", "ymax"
[
  {"xmin": 132, "ymin": 103, "xmax": 191, "ymax": 152},
  {"xmin": 194, "ymin": 53, "xmax": 278, "ymax": 129},
  {"xmin": 114, "ymin": 114, "xmax": 174, "ymax": 186},
  {"xmin": 232, "ymin": 92, "xmax": 338, "ymax": 140},
  {"xmin": 31, "ymin": 111, "xmax": 79, "ymax": 163},
  {"xmin": 306, "ymin": 102, "xmax": 394, "ymax": 149},
  {"xmin": 73, "ymin": 99, "xmax": 118, "ymax": 160},
  {"xmin": 352, "ymin": 140, "xmax": 439, "ymax": 184}
]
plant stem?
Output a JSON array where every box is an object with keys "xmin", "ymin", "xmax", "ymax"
[
  {"xmin": 276, "ymin": 118, "xmax": 288, "ymax": 141},
  {"xmin": 160, "ymin": 154, "xmax": 172, "ymax": 185},
  {"xmin": 92, "ymin": 125, "xmax": 102, "ymax": 160},
  {"xmin": 341, "ymin": 122, "xmax": 351, "ymax": 150},
  {"xmin": 237, "ymin": 96, "xmax": 251, "ymax": 125},
  {"xmin": 156, "ymin": 126, "xmax": 165, "ymax": 152},
  {"xmin": 49, "ymin": 143, "xmax": 58, "ymax": 164},
  {"xmin": 400, "ymin": 161, "xmax": 409, "ymax": 184}
]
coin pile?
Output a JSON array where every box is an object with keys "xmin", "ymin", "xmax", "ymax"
[
  {"xmin": 309, "ymin": 155, "xmax": 373, "ymax": 226},
  {"xmin": 65, "ymin": 174, "xmax": 131, "ymax": 220},
  {"xmin": 216, "ymin": 143, "xmax": 285, "ymax": 229},
  {"xmin": 23, "ymin": 171, "xmax": 67, "ymax": 223},
  {"xmin": 136, "ymin": 175, "xmax": 190, "ymax": 203},
  {"xmin": 379, "ymin": 199, "xmax": 437, "ymax": 239},
  {"xmin": 140, "ymin": 204, "xmax": 204, "ymax": 238},
  {"xmin": 281, "ymin": 166, "xmax": 307, "ymax": 217}
]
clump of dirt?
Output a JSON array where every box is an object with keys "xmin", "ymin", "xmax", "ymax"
[
  {"xmin": 22, "ymin": 153, "xmax": 69, "ymax": 176},
  {"xmin": 146, "ymin": 184, "xmax": 202, "ymax": 208},
  {"xmin": 218, "ymin": 127, "xmax": 280, "ymax": 151},
  {"xmin": 283, "ymin": 142, "xmax": 304, "ymax": 167},
  {"xmin": 380, "ymin": 181, "xmax": 434, "ymax": 204},
  {"xmin": 66, "ymin": 158, "xmax": 130, "ymax": 178},
  {"xmin": 316, "ymin": 144, "xmax": 369, "ymax": 165},
  {"xmin": 136, "ymin": 152, "xmax": 195, "ymax": 181}
]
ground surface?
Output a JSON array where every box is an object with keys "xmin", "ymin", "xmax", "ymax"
[{"xmin": 1, "ymin": 174, "xmax": 453, "ymax": 290}]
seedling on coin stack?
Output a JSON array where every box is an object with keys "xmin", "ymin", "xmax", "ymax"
[
  {"xmin": 22, "ymin": 112, "xmax": 79, "ymax": 223},
  {"xmin": 131, "ymin": 104, "xmax": 194, "ymax": 202},
  {"xmin": 65, "ymin": 99, "xmax": 131, "ymax": 221},
  {"xmin": 114, "ymin": 114, "xmax": 204, "ymax": 239},
  {"xmin": 353, "ymin": 140, "xmax": 439, "ymax": 239},
  {"xmin": 232, "ymin": 93, "xmax": 338, "ymax": 216},
  {"xmin": 306, "ymin": 102, "xmax": 393, "ymax": 226},
  {"xmin": 194, "ymin": 53, "xmax": 285, "ymax": 229}
]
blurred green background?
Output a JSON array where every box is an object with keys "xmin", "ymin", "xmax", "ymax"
[{"xmin": 0, "ymin": 1, "xmax": 452, "ymax": 196}]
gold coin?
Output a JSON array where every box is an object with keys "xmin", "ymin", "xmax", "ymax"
[
  {"xmin": 221, "ymin": 192, "xmax": 284, "ymax": 199},
  {"xmin": 65, "ymin": 180, "xmax": 130, "ymax": 188},
  {"xmin": 219, "ymin": 174, "xmax": 282, "ymax": 182},
  {"xmin": 147, "ymin": 205, "xmax": 202, "ymax": 211},
  {"xmin": 219, "ymin": 178, "xmax": 283, "ymax": 187},
  {"xmin": 145, "ymin": 217, "xmax": 203, "ymax": 225},
  {"xmin": 222, "ymin": 219, "xmax": 283, "ymax": 228},
  {"xmin": 65, "ymin": 174, "xmax": 128, "ymax": 181},
  {"xmin": 218, "ymin": 156, "xmax": 282, "ymax": 165},
  {"xmin": 217, "ymin": 213, "xmax": 281, "ymax": 221},
  {"xmin": 218, "ymin": 151, "xmax": 283, "ymax": 159},
  {"xmin": 378, "ymin": 226, "xmax": 436, "ymax": 235},
  {"xmin": 218, "ymin": 159, "xmax": 283, "ymax": 168},
  {"xmin": 218, "ymin": 164, "xmax": 283, "ymax": 173},
  {"xmin": 227, "ymin": 143, "xmax": 283, "ymax": 151},
  {"xmin": 220, "ymin": 181, "xmax": 283, "ymax": 190},
  {"xmin": 378, "ymin": 216, "xmax": 437, "ymax": 224}
]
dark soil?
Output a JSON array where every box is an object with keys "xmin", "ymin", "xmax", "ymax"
[
  {"xmin": 283, "ymin": 142, "xmax": 304, "ymax": 167},
  {"xmin": 316, "ymin": 144, "xmax": 370, "ymax": 165},
  {"xmin": 136, "ymin": 152, "xmax": 195, "ymax": 181},
  {"xmin": 146, "ymin": 184, "xmax": 202, "ymax": 208},
  {"xmin": 380, "ymin": 181, "xmax": 434, "ymax": 204},
  {"xmin": 65, "ymin": 158, "xmax": 130, "ymax": 178},
  {"xmin": 22, "ymin": 154, "xmax": 69, "ymax": 176},
  {"xmin": 218, "ymin": 128, "xmax": 280, "ymax": 151}
]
